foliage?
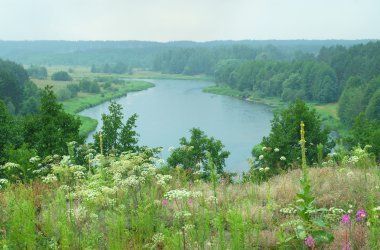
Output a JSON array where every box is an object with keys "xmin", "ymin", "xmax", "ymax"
[
  {"xmin": 0, "ymin": 100, "xmax": 16, "ymax": 163},
  {"xmin": 51, "ymin": 71, "xmax": 72, "ymax": 81},
  {"xmin": 337, "ymin": 76, "xmax": 366, "ymax": 126},
  {"xmin": 91, "ymin": 62, "xmax": 130, "ymax": 74},
  {"xmin": 93, "ymin": 101, "xmax": 139, "ymax": 154},
  {"xmin": 20, "ymin": 80, "xmax": 40, "ymax": 115},
  {"xmin": 27, "ymin": 65, "xmax": 47, "ymax": 79},
  {"xmin": 167, "ymin": 128, "xmax": 230, "ymax": 177},
  {"xmin": 0, "ymin": 58, "xmax": 30, "ymax": 112},
  {"xmin": 214, "ymin": 59, "xmax": 339, "ymax": 103},
  {"xmin": 78, "ymin": 79, "xmax": 101, "ymax": 93},
  {"xmin": 348, "ymin": 113, "xmax": 380, "ymax": 159},
  {"xmin": 253, "ymin": 99, "xmax": 331, "ymax": 173},
  {"xmin": 23, "ymin": 86, "xmax": 82, "ymax": 157}
]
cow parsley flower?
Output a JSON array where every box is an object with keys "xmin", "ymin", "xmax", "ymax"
[
  {"xmin": 164, "ymin": 189, "xmax": 192, "ymax": 200},
  {"xmin": 42, "ymin": 174, "xmax": 58, "ymax": 184}
]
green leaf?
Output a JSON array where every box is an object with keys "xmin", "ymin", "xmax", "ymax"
[
  {"xmin": 313, "ymin": 230, "xmax": 334, "ymax": 244},
  {"xmin": 295, "ymin": 224, "xmax": 307, "ymax": 240},
  {"xmin": 312, "ymin": 218, "xmax": 326, "ymax": 228}
]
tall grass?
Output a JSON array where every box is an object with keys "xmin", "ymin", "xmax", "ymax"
[{"xmin": 0, "ymin": 149, "xmax": 379, "ymax": 249}]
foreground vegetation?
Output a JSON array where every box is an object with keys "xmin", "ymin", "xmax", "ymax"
[{"xmin": 0, "ymin": 141, "xmax": 379, "ymax": 249}]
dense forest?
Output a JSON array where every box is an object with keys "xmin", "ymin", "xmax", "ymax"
[{"xmin": 0, "ymin": 40, "xmax": 372, "ymax": 67}]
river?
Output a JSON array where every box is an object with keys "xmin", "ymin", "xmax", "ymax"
[{"xmin": 79, "ymin": 79, "xmax": 273, "ymax": 172}]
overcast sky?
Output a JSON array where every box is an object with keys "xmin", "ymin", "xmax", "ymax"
[{"xmin": 0, "ymin": 0, "xmax": 379, "ymax": 41}]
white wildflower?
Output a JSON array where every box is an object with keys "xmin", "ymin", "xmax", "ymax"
[
  {"xmin": 42, "ymin": 174, "xmax": 58, "ymax": 184},
  {"xmin": 124, "ymin": 175, "xmax": 144, "ymax": 188},
  {"xmin": 191, "ymin": 191, "xmax": 203, "ymax": 198},
  {"xmin": 156, "ymin": 174, "xmax": 172, "ymax": 186},
  {"xmin": 174, "ymin": 210, "xmax": 192, "ymax": 219},
  {"xmin": 3, "ymin": 162, "xmax": 20, "ymax": 170},
  {"xmin": 206, "ymin": 195, "xmax": 218, "ymax": 204},
  {"xmin": 164, "ymin": 189, "xmax": 192, "ymax": 200},
  {"xmin": 258, "ymin": 155, "xmax": 264, "ymax": 160},
  {"xmin": 152, "ymin": 233, "xmax": 165, "ymax": 244},
  {"xmin": 274, "ymin": 148, "xmax": 280, "ymax": 152},
  {"xmin": 280, "ymin": 156, "xmax": 286, "ymax": 161},
  {"xmin": 183, "ymin": 224, "xmax": 195, "ymax": 232},
  {"xmin": 29, "ymin": 156, "xmax": 41, "ymax": 164},
  {"xmin": 0, "ymin": 179, "xmax": 9, "ymax": 185},
  {"xmin": 59, "ymin": 185, "xmax": 71, "ymax": 192},
  {"xmin": 74, "ymin": 171, "xmax": 85, "ymax": 180}
]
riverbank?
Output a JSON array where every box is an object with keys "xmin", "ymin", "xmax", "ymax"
[
  {"xmin": 61, "ymin": 80, "xmax": 154, "ymax": 137},
  {"xmin": 204, "ymin": 85, "xmax": 348, "ymax": 136}
]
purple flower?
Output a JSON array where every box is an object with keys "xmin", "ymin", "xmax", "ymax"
[
  {"xmin": 162, "ymin": 199, "xmax": 169, "ymax": 206},
  {"xmin": 305, "ymin": 235, "xmax": 315, "ymax": 248},
  {"xmin": 188, "ymin": 199, "xmax": 193, "ymax": 205},
  {"xmin": 341, "ymin": 214, "xmax": 351, "ymax": 224},
  {"xmin": 342, "ymin": 241, "xmax": 351, "ymax": 250},
  {"xmin": 355, "ymin": 208, "xmax": 367, "ymax": 221}
]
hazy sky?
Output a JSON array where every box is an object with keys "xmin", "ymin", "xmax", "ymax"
[{"xmin": 0, "ymin": 0, "xmax": 379, "ymax": 41}]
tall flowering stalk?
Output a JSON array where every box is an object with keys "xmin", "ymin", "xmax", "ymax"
[
  {"xmin": 99, "ymin": 130, "xmax": 104, "ymax": 156},
  {"xmin": 289, "ymin": 122, "xmax": 333, "ymax": 248},
  {"xmin": 300, "ymin": 121, "xmax": 307, "ymax": 174},
  {"xmin": 297, "ymin": 121, "xmax": 314, "ymax": 222},
  {"xmin": 341, "ymin": 214, "xmax": 351, "ymax": 250}
]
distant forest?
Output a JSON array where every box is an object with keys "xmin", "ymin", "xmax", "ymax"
[
  {"xmin": 1, "ymin": 39, "xmax": 380, "ymax": 130},
  {"xmin": 0, "ymin": 40, "xmax": 373, "ymax": 68}
]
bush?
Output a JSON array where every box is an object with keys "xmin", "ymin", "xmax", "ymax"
[{"xmin": 51, "ymin": 71, "xmax": 72, "ymax": 81}]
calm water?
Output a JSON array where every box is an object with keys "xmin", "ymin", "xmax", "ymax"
[{"xmin": 79, "ymin": 79, "xmax": 273, "ymax": 172}]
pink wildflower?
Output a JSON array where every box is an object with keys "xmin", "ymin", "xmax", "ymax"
[
  {"xmin": 341, "ymin": 214, "xmax": 350, "ymax": 224},
  {"xmin": 342, "ymin": 241, "xmax": 351, "ymax": 250},
  {"xmin": 305, "ymin": 235, "xmax": 315, "ymax": 248},
  {"xmin": 355, "ymin": 208, "xmax": 367, "ymax": 221},
  {"xmin": 188, "ymin": 199, "xmax": 193, "ymax": 205},
  {"xmin": 162, "ymin": 199, "xmax": 169, "ymax": 206}
]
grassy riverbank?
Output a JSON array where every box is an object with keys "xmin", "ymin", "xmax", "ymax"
[
  {"xmin": 204, "ymin": 85, "xmax": 348, "ymax": 136},
  {"xmin": 63, "ymin": 80, "xmax": 154, "ymax": 137},
  {"xmin": 33, "ymin": 69, "xmax": 154, "ymax": 137}
]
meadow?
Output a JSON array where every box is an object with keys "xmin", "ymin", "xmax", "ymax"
[{"xmin": 0, "ymin": 140, "xmax": 379, "ymax": 249}]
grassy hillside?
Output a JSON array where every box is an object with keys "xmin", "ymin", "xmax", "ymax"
[{"xmin": 0, "ymin": 148, "xmax": 378, "ymax": 249}]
